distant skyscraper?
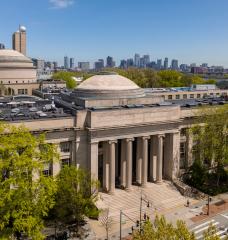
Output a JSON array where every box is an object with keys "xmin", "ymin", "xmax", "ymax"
[
  {"xmin": 64, "ymin": 56, "xmax": 69, "ymax": 69},
  {"xmin": 157, "ymin": 59, "xmax": 162, "ymax": 69},
  {"xmin": 12, "ymin": 25, "xmax": 26, "ymax": 55},
  {"xmin": 70, "ymin": 58, "xmax": 74, "ymax": 69},
  {"xmin": 126, "ymin": 58, "xmax": 134, "ymax": 68},
  {"xmin": 120, "ymin": 60, "xmax": 127, "ymax": 69},
  {"xmin": 164, "ymin": 58, "xmax": 168, "ymax": 69},
  {"xmin": 140, "ymin": 57, "xmax": 145, "ymax": 68},
  {"xmin": 171, "ymin": 59, "xmax": 179, "ymax": 70},
  {"xmin": 0, "ymin": 43, "xmax": 5, "ymax": 49},
  {"xmin": 94, "ymin": 59, "xmax": 104, "ymax": 71},
  {"xmin": 106, "ymin": 56, "xmax": 115, "ymax": 68},
  {"xmin": 134, "ymin": 54, "xmax": 140, "ymax": 67},
  {"xmin": 201, "ymin": 63, "xmax": 208, "ymax": 68},
  {"xmin": 53, "ymin": 61, "xmax": 58, "ymax": 69},
  {"xmin": 78, "ymin": 62, "xmax": 90, "ymax": 71},
  {"xmin": 143, "ymin": 55, "xmax": 150, "ymax": 66},
  {"xmin": 180, "ymin": 64, "xmax": 188, "ymax": 72}
]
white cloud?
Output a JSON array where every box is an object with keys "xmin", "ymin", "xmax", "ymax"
[{"xmin": 49, "ymin": 0, "xmax": 74, "ymax": 9}]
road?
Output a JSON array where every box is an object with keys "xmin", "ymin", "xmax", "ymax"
[{"xmin": 189, "ymin": 211, "xmax": 228, "ymax": 239}]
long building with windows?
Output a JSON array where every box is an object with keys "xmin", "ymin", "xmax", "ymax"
[{"xmin": 1, "ymin": 72, "xmax": 228, "ymax": 193}]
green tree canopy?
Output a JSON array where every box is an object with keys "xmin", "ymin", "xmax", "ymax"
[
  {"xmin": 0, "ymin": 123, "xmax": 58, "ymax": 239},
  {"xmin": 51, "ymin": 166, "xmax": 99, "ymax": 226},
  {"xmin": 52, "ymin": 71, "xmax": 77, "ymax": 89},
  {"xmin": 133, "ymin": 215, "xmax": 195, "ymax": 240},
  {"xmin": 189, "ymin": 104, "xmax": 228, "ymax": 193}
]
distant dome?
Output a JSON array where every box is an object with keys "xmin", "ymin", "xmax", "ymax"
[
  {"xmin": 0, "ymin": 49, "xmax": 33, "ymax": 67},
  {"xmin": 20, "ymin": 26, "xmax": 26, "ymax": 32},
  {"xmin": 73, "ymin": 72, "xmax": 145, "ymax": 99},
  {"xmin": 0, "ymin": 49, "xmax": 36, "ymax": 85}
]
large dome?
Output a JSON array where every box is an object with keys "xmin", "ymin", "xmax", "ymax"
[
  {"xmin": 73, "ymin": 72, "xmax": 145, "ymax": 99},
  {"xmin": 0, "ymin": 49, "xmax": 36, "ymax": 85},
  {"xmin": 0, "ymin": 49, "xmax": 33, "ymax": 68}
]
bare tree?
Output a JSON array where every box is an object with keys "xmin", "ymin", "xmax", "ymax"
[{"xmin": 100, "ymin": 208, "xmax": 114, "ymax": 240}]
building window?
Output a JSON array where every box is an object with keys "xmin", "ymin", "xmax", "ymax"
[
  {"xmin": 42, "ymin": 163, "xmax": 51, "ymax": 176},
  {"xmin": 25, "ymin": 89, "xmax": 28, "ymax": 94},
  {"xmin": 197, "ymin": 94, "xmax": 201, "ymax": 98},
  {"xmin": 168, "ymin": 95, "xmax": 172, "ymax": 100},
  {"xmin": 190, "ymin": 94, "xmax": 194, "ymax": 99},
  {"xmin": 8, "ymin": 81, "xmax": 10, "ymax": 84},
  {"xmin": 175, "ymin": 95, "xmax": 180, "ymax": 100},
  {"xmin": 61, "ymin": 158, "xmax": 70, "ymax": 168},
  {"xmin": 210, "ymin": 93, "xmax": 213, "ymax": 96},
  {"xmin": 183, "ymin": 94, "xmax": 187, "ymax": 99},
  {"xmin": 180, "ymin": 142, "xmax": 186, "ymax": 169},
  {"xmin": 60, "ymin": 142, "xmax": 71, "ymax": 152}
]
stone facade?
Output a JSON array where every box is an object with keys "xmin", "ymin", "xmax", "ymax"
[{"xmin": 5, "ymin": 73, "xmax": 228, "ymax": 194}]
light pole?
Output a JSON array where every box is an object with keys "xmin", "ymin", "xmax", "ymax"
[
  {"xmin": 120, "ymin": 210, "xmax": 139, "ymax": 240},
  {"xmin": 139, "ymin": 191, "xmax": 150, "ymax": 233}
]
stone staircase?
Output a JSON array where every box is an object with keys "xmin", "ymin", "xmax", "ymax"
[{"xmin": 96, "ymin": 181, "xmax": 187, "ymax": 224}]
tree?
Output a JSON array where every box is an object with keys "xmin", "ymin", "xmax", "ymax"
[
  {"xmin": 158, "ymin": 70, "xmax": 183, "ymax": 87},
  {"xmin": 0, "ymin": 123, "xmax": 58, "ymax": 239},
  {"xmin": 192, "ymin": 105, "xmax": 228, "ymax": 187},
  {"xmin": 52, "ymin": 71, "xmax": 77, "ymax": 89},
  {"xmin": 133, "ymin": 215, "xmax": 196, "ymax": 240},
  {"xmin": 52, "ymin": 166, "xmax": 99, "ymax": 226},
  {"xmin": 203, "ymin": 224, "xmax": 220, "ymax": 240},
  {"xmin": 100, "ymin": 208, "xmax": 114, "ymax": 240}
]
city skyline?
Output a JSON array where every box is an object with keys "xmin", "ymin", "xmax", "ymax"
[{"xmin": 1, "ymin": 0, "xmax": 228, "ymax": 66}]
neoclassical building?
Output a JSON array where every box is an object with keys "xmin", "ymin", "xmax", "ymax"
[{"xmin": 4, "ymin": 72, "xmax": 228, "ymax": 194}]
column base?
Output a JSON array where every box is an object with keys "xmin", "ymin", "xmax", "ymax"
[
  {"xmin": 141, "ymin": 183, "xmax": 148, "ymax": 188},
  {"xmin": 156, "ymin": 180, "xmax": 163, "ymax": 184},
  {"xmin": 108, "ymin": 190, "xmax": 115, "ymax": 195},
  {"xmin": 125, "ymin": 187, "xmax": 133, "ymax": 192}
]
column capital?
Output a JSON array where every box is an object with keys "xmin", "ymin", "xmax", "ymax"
[
  {"xmin": 158, "ymin": 134, "xmax": 165, "ymax": 138},
  {"xmin": 125, "ymin": 138, "xmax": 134, "ymax": 143},
  {"xmin": 141, "ymin": 136, "xmax": 150, "ymax": 140},
  {"xmin": 108, "ymin": 140, "xmax": 117, "ymax": 145}
]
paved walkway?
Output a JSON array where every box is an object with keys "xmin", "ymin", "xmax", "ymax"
[{"xmin": 91, "ymin": 181, "xmax": 192, "ymax": 239}]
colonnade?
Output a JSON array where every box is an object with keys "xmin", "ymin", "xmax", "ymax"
[{"xmin": 89, "ymin": 132, "xmax": 180, "ymax": 194}]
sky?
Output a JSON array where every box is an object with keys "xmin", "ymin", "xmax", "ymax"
[{"xmin": 1, "ymin": 0, "xmax": 228, "ymax": 67}]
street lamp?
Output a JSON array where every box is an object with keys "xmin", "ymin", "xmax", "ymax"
[
  {"xmin": 139, "ymin": 192, "xmax": 151, "ymax": 233},
  {"xmin": 120, "ymin": 210, "xmax": 139, "ymax": 240}
]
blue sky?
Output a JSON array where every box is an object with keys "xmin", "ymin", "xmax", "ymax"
[{"xmin": 1, "ymin": 0, "xmax": 228, "ymax": 67}]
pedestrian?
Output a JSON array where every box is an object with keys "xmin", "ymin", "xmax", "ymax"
[{"xmin": 187, "ymin": 199, "xmax": 190, "ymax": 207}]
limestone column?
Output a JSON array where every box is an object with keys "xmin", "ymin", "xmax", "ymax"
[
  {"xmin": 171, "ymin": 132, "xmax": 180, "ymax": 180},
  {"xmin": 136, "ymin": 137, "xmax": 142, "ymax": 184},
  {"xmin": 108, "ymin": 140, "xmax": 117, "ymax": 194},
  {"xmin": 150, "ymin": 136, "xmax": 158, "ymax": 182},
  {"xmin": 125, "ymin": 138, "xmax": 134, "ymax": 191},
  {"xmin": 186, "ymin": 130, "xmax": 193, "ymax": 168},
  {"xmin": 156, "ymin": 135, "xmax": 164, "ymax": 183},
  {"xmin": 163, "ymin": 131, "xmax": 180, "ymax": 180},
  {"xmin": 52, "ymin": 143, "xmax": 61, "ymax": 176},
  {"xmin": 120, "ymin": 139, "xmax": 126, "ymax": 187},
  {"xmin": 88, "ymin": 141, "xmax": 99, "ymax": 182},
  {"xmin": 102, "ymin": 142, "xmax": 109, "ymax": 192},
  {"xmin": 141, "ymin": 136, "xmax": 150, "ymax": 187}
]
